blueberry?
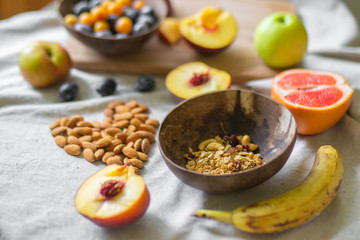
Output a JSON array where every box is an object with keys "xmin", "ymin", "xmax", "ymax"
[
  {"xmin": 74, "ymin": 23, "xmax": 93, "ymax": 34},
  {"xmin": 140, "ymin": 5, "xmax": 156, "ymax": 18},
  {"xmin": 94, "ymin": 30, "xmax": 113, "ymax": 38},
  {"xmin": 137, "ymin": 15, "xmax": 156, "ymax": 27},
  {"xmin": 134, "ymin": 75, "xmax": 155, "ymax": 92},
  {"xmin": 107, "ymin": 14, "xmax": 119, "ymax": 34},
  {"xmin": 89, "ymin": 0, "xmax": 102, "ymax": 8},
  {"xmin": 96, "ymin": 78, "xmax": 117, "ymax": 96},
  {"xmin": 132, "ymin": 21, "xmax": 150, "ymax": 35},
  {"xmin": 123, "ymin": 7, "xmax": 139, "ymax": 23},
  {"xmin": 115, "ymin": 33, "xmax": 129, "ymax": 39},
  {"xmin": 73, "ymin": 1, "xmax": 90, "ymax": 16},
  {"xmin": 58, "ymin": 82, "xmax": 79, "ymax": 102}
]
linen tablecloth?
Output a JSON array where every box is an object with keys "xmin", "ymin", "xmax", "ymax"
[{"xmin": 1, "ymin": 0, "xmax": 360, "ymax": 239}]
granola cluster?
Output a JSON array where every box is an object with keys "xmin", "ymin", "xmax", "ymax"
[{"xmin": 184, "ymin": 135, "xmax": 263, "ymax": 175}]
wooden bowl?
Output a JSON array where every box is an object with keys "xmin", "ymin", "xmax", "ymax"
[
  {"xmin": 57, "ymin": 0, "xmax": 168, "ymax": 55},
  {"xmin": 158, "ymin": 89, "xmax": 297, "ymax": 193}
]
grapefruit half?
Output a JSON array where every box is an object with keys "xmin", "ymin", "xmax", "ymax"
[{"xmin": 271, "ymin": 69, "xmax": 353, "ymax": 135}]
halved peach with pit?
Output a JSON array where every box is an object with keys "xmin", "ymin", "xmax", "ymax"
[{"xmin": 74, "ymin": 165, "xmax": 150, "ymax": 228}]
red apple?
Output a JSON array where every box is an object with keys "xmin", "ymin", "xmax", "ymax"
[
  {"xmin": 158, "ymin": 17, "xmax": 181, "ymax": 45},
  {"xmin": 74, "ymin": 165, "xmax": 150, "ymax": 228},
  {"xmin": 165, "ymin": 61, "xmax": 232, "ymax": 101},
  {"xmin": 19, "ymin": 41, "xmax": 72, "ymax": 88},
  {"xmin": 179, "ymin": 7, "xmax": 237, "ymax": 54}
]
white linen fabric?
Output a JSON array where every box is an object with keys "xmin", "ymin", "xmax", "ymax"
[{"xmin": 0, "ymin": 0, "xmax": 360, "ymax": 239}]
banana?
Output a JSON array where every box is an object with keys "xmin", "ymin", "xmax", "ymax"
[{"xmin": 192, "ymin": 145, "xmax": 344, "ymax": 234}]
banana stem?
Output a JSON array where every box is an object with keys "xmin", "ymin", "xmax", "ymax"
[{"xmin": 192, "ymin": 209, "xmax": 233, "ymax": 224}]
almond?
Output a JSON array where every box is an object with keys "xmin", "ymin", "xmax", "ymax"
[
  {"xmin": 73, "ymin": 127, "xmax": 92, "ymax": 135},
  {"xmin": 105, "ymin": 127, "xmax": 122, "ymax": 136},
  {"xmin": 141, "ymin": 138, "xmax": 151, "ymax": 153},
  {"xmin": 112, "ymin": 120, "xmax": 130, "ymax": 129},
  {"xmin": 115, "ymin": 105, "xmax": 131, "ymax": 113},
  {"xmin": 122, "ymin": 147, "xmax": 138, "ymax": 159},
  {"xmin": 107, "ymin": 100, "xmax": 125, "ymax": 109},
  {"xmin": 106, "ymin": 155, "xmax": 123, "ymax": 165},
  {"xmin": 126, "ymin": 141, "xmax": 134, "ymax": 148},
  {"xmin": 92, "ymin": 121, "xmax": 102, "ymax": 129},
  {"xmin": 67, "ymin": 136, "xmax": 82, "ymax": 146},
  {"xmin": 113, "ymin": 144, "xmax": 125, "ymax": 154},
  {"xmin": 134, "ymin": 113, "xmax": 149, "ymax": 122},
  {"xmin": 137, "ymin": 151, "xmax": 148, "ymax": 161},
  {"xmin": 91, "ymin": 131, "xmax": 102, "ymax": 141},
  {"xmin": 67, "ymin": 129, "xmax": 81, "ymax": 138},
  {"xmin": 104, "ymin": 108, "xmax": 114, "ymax": 118},
  {"xmin": 51, "ymin": 126, "xmax": 67, "ymax": 137},
  {"xmin": 115, "ymin": 132, "xmax": 128, "ymax": 142},
  {"xmin": 130, "ymin": 118, "xmax": 142, "ymax": 129},
  {"xmin": 138, "ymin": 123, "xmax": 156, "ymax": 133},
  {"xmin": 137, "ymin": 103, "xmax": 149, "ymax": 112},
  {"xmin": 128, "ymin": 158, "xmax": 144, "ymax": 169},
  {"xmin": 60, "ymin": 117, "xmax": 69, "ymax": 127},
  {"xmin": 145, "ymin": 119, "xmax": 160, "ymax": 128},
  {"xmin": 79, "ymin": 135, "xmax": 92, "ymax": 142},
  {"xmin": 105, "ymin": 139, "xmax": 122, "ymax": 151},
  {"xmin": 101, "ymin": 122, "xmax": 112, "ymax": 129},
  {"xmin": 124, "ymin": 100, "xmax": 138, "ymax": 109},
  {"xmin": 94, "ymin": 149, "xmax": 105, "ymax": 161},
  {"xmin": 114, "ymin": 112, "xmax": 133, "ymax": 121},
  {"xmin": 82, "ymin": 141, "xmax": 97, "ymax": 152},
  {"xmin": 132, "ymin": 166, "xmax": 140, "ymax": 175},
  {"xmin": 76, "ymin": 121, "xmax": 94, "ymax": 128},
  {"xmin": 83, "ymin": 148, "xmax": 95, "ymax": 162},
  {"xmin": 54, "ymin": 135, "xmax": 67, "ymax": 148},
  {"xmin": 64, "ymin": 144, "xmax": 81, "ymax": 156},
  {"xmin": 67, "ymin": 115, "xmax": 83, "ymax": 128},
  {"xmin": 96, "ymin": 136, "xmax": 113, "ymax": 148},
  {"xmin": 49, "ymin": 118, "xmax": 61, "ymax": 130},
  {"xmin": 103, "ymin": 117, "xmax": 113, "ymax": 124},
  {"xmin": 134, "ymin": 139, "xmax": 142, "ymax": 151},
  {"xmin": 126, "ymin": 130, "xmax": 155, "ymax": 143},
  {"xmin": 102, "ymin": 151, "xmax": 115, "ymax": 163},
  {"xmin": 130, "ymin": 106, "xmax": 146, "ymax": 114}
]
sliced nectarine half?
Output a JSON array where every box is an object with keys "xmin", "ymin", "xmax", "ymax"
[
  {"xmin": 165, "ymin": 61, "xmax": 231, "ymax": 100},
  {"xmin": 179, "ymin": 7, "xmax": 237, "ymax": 54},
  {"xmin": 74, "ymin": 165, "xmax": 150, "ymax": 228}
]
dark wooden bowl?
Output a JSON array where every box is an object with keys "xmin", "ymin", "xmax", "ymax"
[
  {"xmin": 57, "ymin": 0, "xmax": 168, "ymax": 55},
  {"xmin": 158, "ymin": 89, "xmax": 297, "ymax": 193}
]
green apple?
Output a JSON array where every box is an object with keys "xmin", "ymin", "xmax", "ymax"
[
  {"xmin": 19, "ymin": 41, "xmax": 72, "ymax": 88},
  {"xmin": 254, "ymin": 12, "xmax": 308, "ymax": 68}
]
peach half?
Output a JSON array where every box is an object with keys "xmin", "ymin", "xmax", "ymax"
[
  {"xmin": 165, "ymin": 61, "xmax": 232, "ymax": 100},
  {"xmin": 179, "ymin": 7, "xmax": 238, "ymax": 54},
  {"xmin": 74, "ymin": 165, "xmax": 150, "ymax": 228}
]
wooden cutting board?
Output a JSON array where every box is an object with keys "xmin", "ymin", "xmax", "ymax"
[{"xmin": 66, "ymin": 0, "xmax": 296, "ymax": 84}]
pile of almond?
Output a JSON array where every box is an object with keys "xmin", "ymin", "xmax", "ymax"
[{"xmin": 49, "ymin": 100, "xmax": 159, "ymax": 174}]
